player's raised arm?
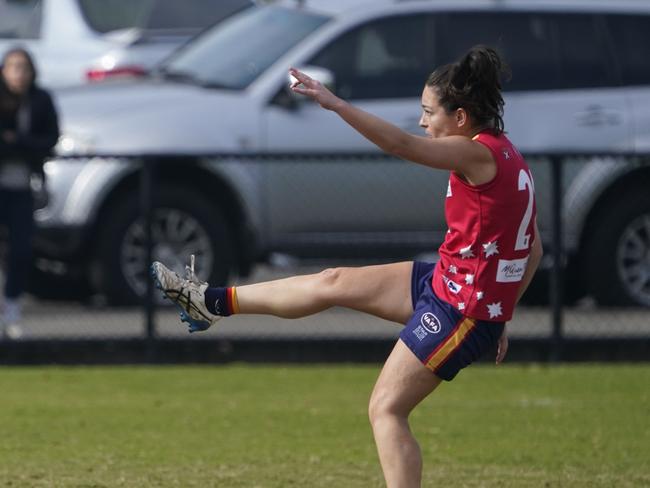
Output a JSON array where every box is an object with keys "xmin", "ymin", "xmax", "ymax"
[
  {"xmin": 289, "ymin": 51, "xmax": 506, "ymax": 185},
  {"xmin": 289, "ymin": 68, "xmax": 478, "ymax": 171}
]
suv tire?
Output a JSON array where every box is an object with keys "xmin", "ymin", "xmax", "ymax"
[
  {"xmin": 585, "ymin": 189, "xmax": 650, "ymax": 307},
  {"xmin": 95, "ymin": 185, "xmax": 233, "ymax": 305}
]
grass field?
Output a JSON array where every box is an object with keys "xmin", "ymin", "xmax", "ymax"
[{"xmin": 0, "ymin": 364, "xmax": 648, "ymax": 487}]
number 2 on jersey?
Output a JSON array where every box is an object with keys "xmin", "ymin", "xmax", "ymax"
[{"xmin": 515, "ymin": 169, "xmax": 534, "ymax": 251}]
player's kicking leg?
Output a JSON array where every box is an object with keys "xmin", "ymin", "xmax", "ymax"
[{"xmin": 152, "ymin": 257, "xmax": 414, "ymax": 331}]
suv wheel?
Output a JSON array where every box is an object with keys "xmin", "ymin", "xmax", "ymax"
[
  {"xmin": 95, "ymin": 186, "xmax": 233, "ymax": 304},
  {"xmin": 586, "ymin": 190, "xmax": 650, "ymax": 307}
]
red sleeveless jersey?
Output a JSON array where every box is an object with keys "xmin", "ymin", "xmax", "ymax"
[{"xmin": 432, "ymin": 131, "xmax": 537, "ymax": 322}]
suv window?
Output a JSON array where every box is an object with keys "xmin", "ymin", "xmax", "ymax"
[
  {"xmin": 164, "ymin": 6, "xmax": 329, "ymax": 90},
  {"xmin": 0, "ymin": 0, "xmax": 41, "ymax": 39},
  {"xmin": 310, "ymin": 15, "xmax": 432, "ymax": 100},
  {"xmin": 143, "ymin": 0, "xmax": 251, "ymax": 30},
  {"xmin": 440, "ymin": 12, "xmax": 615, "ymax": 91},
  {"xmin": 78, "ymin": 0, "xmax": 151, "ymax": 33},
  {"xmin": 555, "ymin": 14, "xmax": 614, "ymax": 89},
  {"xmin": 78, "ymin": 0, "xmax": 250, "ymax": 33},
  {"xmin": 439, "ymin": 12, "xmax": 560, "ymax": 92},
  {"xmin": 606, "ymin": 14, "xmax": 650, "ymax": 86}
]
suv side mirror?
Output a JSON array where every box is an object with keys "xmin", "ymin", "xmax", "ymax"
[{"xmin": 287, "ymin": 65, "xmax": 336, "ymax": 104}]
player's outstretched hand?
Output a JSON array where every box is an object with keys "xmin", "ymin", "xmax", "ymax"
[
  {"xmin": 289, "ymin": 67, "xmax": 342, "ymax": 111},
  {"xmin": 496, "ymin": 325, "xmax": 509, "ymax": 364}
]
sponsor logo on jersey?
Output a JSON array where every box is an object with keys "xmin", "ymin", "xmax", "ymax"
[
  {"xmin": 496, "ymin": 257, "xmax": 529, "ymax": 282},
  {"xmin": 420, "ymin": 312, "xmax": 442, "ymax": 334},
  {"xmin": 442, "ymin": 275, "xmax": 463, "ymax": 294}
]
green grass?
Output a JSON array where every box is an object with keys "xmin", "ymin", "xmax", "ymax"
[{"xmin": 0, "ymin": 364, "xmax": 648, "ymax": 487}]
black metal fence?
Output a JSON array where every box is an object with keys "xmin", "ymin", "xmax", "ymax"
[{"xmin": 1, "ymin": 152, "xmax": 649, "ymax": 363}]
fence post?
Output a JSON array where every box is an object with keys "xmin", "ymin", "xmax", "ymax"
[
  {"xmin": 549, "ymin": 156, "xmax": 564, "ymax": 361},
  {"xmin": 140, "ymin": 156, "xmax": 156, "ymax": 360}
]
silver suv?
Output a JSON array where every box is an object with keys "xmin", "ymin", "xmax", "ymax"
[{"xmin": 38, "ymin": 0, "xmax": 650, "ymax": 306}]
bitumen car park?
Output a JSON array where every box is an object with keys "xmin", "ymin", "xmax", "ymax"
[{"xmin": 26, "ymin": 0, "xmax": 650, "ymax": 308}]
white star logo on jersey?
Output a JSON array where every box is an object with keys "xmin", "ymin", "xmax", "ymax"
[
  {"xmin": 459, "ymin": 245, "xmax": 475, "ymax": 259},
  {"xmin": 449, "ymin": 265, "xmax": 458, "ymax": 274},
  {"xmin": 464, "ymin": 274, "xmax": 474, "ymax": 285},
  {"xmin": 482, "ymin": 241, "xmax": 499, "ymax": 258},
  {"xmin": 476, "ymin": 291, "xmax": 484, "ymax": 300},
  {"xmin": 487, "ymin": 302, "xmax": 503, "ymax": 319},
  {"xmin": 458, "ymin": 302, "xmax": 465, "ymax": 311}
]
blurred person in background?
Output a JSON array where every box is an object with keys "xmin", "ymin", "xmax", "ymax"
[
  {"xmin": 0, "ymin": 47, "xmax": 59, "ymax": 339},
  {"xmin": 153, "ymin": 45, "xmax": 542, "ymax": 488}
]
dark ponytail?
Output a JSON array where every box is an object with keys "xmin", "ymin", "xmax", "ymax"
[{"xmin": 426, "ymin": 45, "xmax": 510, "ymax": 134}]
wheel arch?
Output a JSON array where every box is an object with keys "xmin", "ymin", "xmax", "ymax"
[
  {"xmin": 575, "ymin": 164, "xmax": 650, "ymax": 303},
  {"xmin": 88, "ymin": 158, "xmax": 258, "ymax": 278},
  {"xmin": 578, "ymin": 165, "xmax": 650, "ymax": 258}
]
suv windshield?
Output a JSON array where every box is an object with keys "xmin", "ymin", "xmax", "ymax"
[
  {"xmin": 160, "ymin": 6, "xmax": 330, "ymax": 90},
  {"xmin": 78, "ymin": 0, "xmax": 251, "ymax": 33}
]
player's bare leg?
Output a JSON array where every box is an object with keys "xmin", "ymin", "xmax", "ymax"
[
  {"xmin": 369, "ymin": 339, "xmax": 441, "ymax": 488},
  {"xmin": 153, "ymin": 259, "xmax": 414, "ymax": 330},
  {"xmin": 236, "ymin": 262, "xmax": 414, "ymax": 324}
]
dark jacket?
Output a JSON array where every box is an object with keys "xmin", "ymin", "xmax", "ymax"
[{"xmin": 0, "ymin": 84, "xmax": 60, "ymax": 178}]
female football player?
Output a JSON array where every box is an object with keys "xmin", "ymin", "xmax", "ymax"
[{"xmin": 153, "ymin": 45, "xmax": 543, "ymax": 488}]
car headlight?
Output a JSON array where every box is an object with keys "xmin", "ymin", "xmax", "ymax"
[{"xmin": 56, "ymin": 132, "xmax": 96, "ymax": 155}]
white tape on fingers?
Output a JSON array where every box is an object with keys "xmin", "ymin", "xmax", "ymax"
[{"xmin": 289, "ymin": 74, "xmax": 305, "ymax": 88}]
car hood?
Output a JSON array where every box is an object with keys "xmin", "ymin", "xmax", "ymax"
[{"xmin": 54, "ymin": 80, "xmax": 258, "ymax": 154}]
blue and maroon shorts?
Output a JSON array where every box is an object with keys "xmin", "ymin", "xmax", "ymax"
[{"xmin": 399, "ymin": 262, "xmax": 505, "ymax": 381}]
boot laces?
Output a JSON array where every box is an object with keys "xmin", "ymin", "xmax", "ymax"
[{"xmin": 184, "ymin": 254, "xmax": 207, "ymax": 286}]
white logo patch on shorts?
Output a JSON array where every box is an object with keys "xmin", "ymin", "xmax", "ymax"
[{"xmin": 420, "ymin": 312, "xmax": 442, "ymax": 334}]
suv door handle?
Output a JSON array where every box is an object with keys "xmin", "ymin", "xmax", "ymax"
[{"xmin": 575, "ymin": 105, "xmax": 622, "ymax": 127}]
